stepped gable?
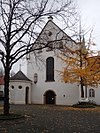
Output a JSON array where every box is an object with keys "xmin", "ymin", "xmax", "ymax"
[{"xmin": 10, "ymin": 70, "xmax": 31, "ymax": 81}]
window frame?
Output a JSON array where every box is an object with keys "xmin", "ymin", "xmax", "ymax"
[
  {"xmin": 89, "ymin": 89, "xmax": 95, "ymax": 98},
  {"xmin": 46, "ymin": 57, "xmax": 55, "ymax": 82}
]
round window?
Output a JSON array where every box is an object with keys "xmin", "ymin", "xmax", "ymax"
[
  {"xmin": 11, "ymin": 85, "xmax": 14, "ymax": 89},
  {"xmin": 18, "ymin": 85, "xmax": 22, "ymax": 89}
]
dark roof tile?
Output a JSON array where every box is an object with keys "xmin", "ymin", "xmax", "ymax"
[{"xmin": 10, "ymin": 71, "xmax": 31, "ymax": 82}]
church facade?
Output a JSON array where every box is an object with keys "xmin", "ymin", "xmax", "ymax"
[{"xmin": 9, "ymin": 17, "xmax": 100, "ymax": 105}]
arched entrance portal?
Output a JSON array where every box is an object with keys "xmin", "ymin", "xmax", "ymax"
[{"xmin": 44, "ymin": 90, "xmax": 56, "ymax": 104}]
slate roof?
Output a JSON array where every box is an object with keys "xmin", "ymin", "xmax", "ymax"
[{"xmin": 10, "ymin": 71, "xmax": 31, "ymax": 82}]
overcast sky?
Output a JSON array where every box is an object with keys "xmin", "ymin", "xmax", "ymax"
[
  {"xmin": 77, "ymin": 0, "xmax": 100, "ymax": 50},
  {"xmin": 2, "ymin": 0, "xmax": 100, "ymax": 73}
]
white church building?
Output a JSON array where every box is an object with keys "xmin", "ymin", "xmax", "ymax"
[{"xmin": 9, "ymin": 17, "xmax": 100, "ymax": 105}]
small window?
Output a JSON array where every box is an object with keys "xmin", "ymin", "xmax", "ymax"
[
  {"xmin": 59, "ymin": 41, "xmax": 63, "ymax": 49},
  {"xmin": 38, "ymin": 45, "xmax": 42, "ymax": 53},
  {"xmin": 48, "ymin": 31, "xmax": 52, "ymax": 36},
  {"xmin": 46, "ymin": 42, "xmax": 53, "ymax": 51},
  {"xmin": 89, "ymin": 89, "xmax": 95, "ymax": 97},
  {"xmin": 11, "ymin": 85, "xmax": 14, "ymax": 89},
  {"xmin": 18, "ymin": 85, "xmax": 22, "ymax": 89},
  {"xmin": 38, "ymin": 49, "xmax": 42, "ymax": 53},
  {"xmin": 54, "ymin": 41, "xmax": 63, "ymax": 49}
]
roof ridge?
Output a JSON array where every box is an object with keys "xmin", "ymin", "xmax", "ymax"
[{"xmin": 10, "ymin": 70, "xmax": 31, "ymax": 81}]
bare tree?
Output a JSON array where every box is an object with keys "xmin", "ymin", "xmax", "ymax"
[{"xmin": 0, "ymin": 0, "xmax": 77, "ymax": 115}]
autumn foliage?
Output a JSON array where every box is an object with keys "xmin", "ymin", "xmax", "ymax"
[{"xmin": 59, "ymin": 38, "xmax": 100, "ymax": 96}]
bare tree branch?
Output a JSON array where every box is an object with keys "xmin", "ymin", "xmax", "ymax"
[{"xmin": 0, "ymin": 0, "xmax": 77, "ymax": 115}]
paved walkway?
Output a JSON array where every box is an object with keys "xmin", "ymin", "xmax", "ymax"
[{"xmin": 0, "ymin": 104, "xmax": 100, "ymax": 133}]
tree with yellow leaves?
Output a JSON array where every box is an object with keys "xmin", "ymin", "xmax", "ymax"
[{"xmin": 60, "ymin": 35, "xmax": 100, "ymax": 98}]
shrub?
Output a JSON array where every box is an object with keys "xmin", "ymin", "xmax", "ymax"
[{"xmin": 72, "ymin": 101, "xmax": 96, "ymax": 108}]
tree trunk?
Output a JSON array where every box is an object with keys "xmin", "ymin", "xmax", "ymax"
[
  {"xmin": 80, "ymin": 77, "xmax": 84, "ymax": 98},
  {"xmin": 4, "ymin": 59, "xmax": 10, "ymax": 115},
  {"xmin": 85, "ymin": 85, "xmax": 87, "ymax": 98},
  {"xmin": 81, "ymin": 84, "xmax": 84, "ymax": 98}
]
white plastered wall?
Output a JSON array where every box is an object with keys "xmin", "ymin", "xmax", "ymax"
[{"xmin": 9, "ymin": 80, "xmax": 32, "ymax": 104}]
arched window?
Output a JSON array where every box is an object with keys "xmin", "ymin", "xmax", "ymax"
[
  {"xmin": 46, "ymin": 57, "xmax": 54, "ymax": 81},
  {"xmin": 89, "ymin": 89, "xmax": 95, "ymax": 97}
]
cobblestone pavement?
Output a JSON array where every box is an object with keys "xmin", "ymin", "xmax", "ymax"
[{"xmin": 0, "ymin": 104, "xmax": 100, "ymax": 133}]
